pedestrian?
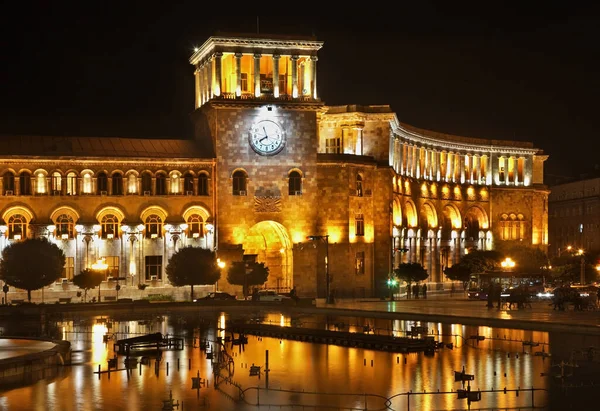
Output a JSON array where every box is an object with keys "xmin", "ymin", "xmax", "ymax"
[
  {"xmin": 450, "ymin": 282, "xmax": 455, "ymax": 297},
  {"xmin": 407, "ymin": 283, "xmax": 412, "ymax": 299},
  {"xmin": 486, "ymin": 283, "xmax": 494, "ymax": 308},
  {"xmin": 413, "ymin": 283, "xmax": 420, "ymax": 299},
  {"xmin": 495, "ymin": 282, "xmax": 503, "ymax": 309},
  {"xmin": 422, "ymin": 283, "xmax": 427, "ymax": 299},
  {"xmin": 290, "ymin": 286, "xmax": 298, "ymax": 303}
]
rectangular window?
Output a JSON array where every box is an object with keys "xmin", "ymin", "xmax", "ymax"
[
  {"xmin": 355, "ymin": 214, "xmax": 365, "ymax": 237},
  {"xmin": 355, "ymin": 251, "xmax": 365, "ymax": 276},
  {"xmin": 325, "ymin": 137, "xmax": 341, "ymax": 154},
  {"xmin": 241, "ymin": 73, "xmax": 248, "ymax": 92},
  {"xmin": 145, "ymin": 255, "xmax": 162, "ymax": 281},
  {"xmin": 102, "ymin": 256, "xmax": 120, "ymax": 279},
  {"xmin": 62, "ymin": 257, "xmax": 74, "ymax": 280}
]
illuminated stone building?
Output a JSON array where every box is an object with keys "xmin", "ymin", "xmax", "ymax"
[
  {"xmin": 0, "ymin": 33, "xmax": 549, "ymax": 299},
  {"xmin": 548, "ymin": 177, "xmax": 600, "ymax": 256}
]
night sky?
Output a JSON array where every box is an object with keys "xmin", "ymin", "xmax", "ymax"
[{"xmin": 2, "ymin": 4, "xmax": 599, "ymax": 181}]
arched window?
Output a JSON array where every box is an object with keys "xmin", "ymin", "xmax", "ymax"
[
  {"xmin": 112, "ymin": 173, "xmax": 123, "ymax": 195},
  {"xmin": 355, "ymin": 214, "xmax": 365, "ymax": 236},
  {"xmin": 500, "ymin": 214, "xmax": 509, "ymax": 240},
  {"xmin": 184, "ymin": 173, "xmax": 195, "ymax": 195},
  {"xmin": 127, "ymin": 174, "xmax": 137, "ymax": 194},
  {"xmin": 97, "ymin": 172, "xmax": 108, "ymax": 194},
  {"xmin": 155, "ymin": 173, "xmax": 166, "ymax": 195},
  {"xmin": 141, "ymin": 173, "xmax": 152, "ymax": 194},
  {"xmin": 8, "ymin": 214, "xmax": 27, "ymax": 240},
  {"xmin": 356, "ymin": 174, "xmax": 363, "ymax": 197},
  {"xmin": 232, "ymin": 170, "xmax": 247, "ymax": 195},
  {"xmin": 19, "ymin": 172, "xmax": 31, "ymax": 195},
  {"xmin": 56, "ymin": 214, "xmax": 74, "ymax": 239},
  {"xmin": 82, "ymin": 172, "xmax": 92, "ymax": 194},
  {"xmin": 187, "ymin": 214, "xmax": 204, "ymax": 238},
  {"xmin": 101, "ymin": 214, "xmax": 119, "ymax": 239},
  {"xmin": 288, "ymin": 171, "xmax": 302, "ymax": 195},
  {"xmin": 510, "ymin": 213, "xmax": 518, "ymax": 240},
  {"xmin": 198, "ymin": 173, "xmax": 208, "ymax": 196},
  {"xmin": 145, "ymin": 214, "xmax": 163, "ymax": 238},
  {"xmin": 2, "ymin": 172, "xmax": 15, "ymax": 195},
  {"xmin": 66, "ymin": 172, "xmax": 77, "ymax": 195},
  {"xmin": 51, "ymin": 172, "xmax": 62, "ymax": 194},
  {"xmin": 36, "ymin": 172, "xmax": 46, "ymax": 194}
]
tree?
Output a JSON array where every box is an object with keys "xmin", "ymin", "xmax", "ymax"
[
  {"xmin": 0, "ymin": 238, "xmax": 66, "ymax": 302},
  {"xmin": 444, "ymin": 263, "xmax": 472, "ymax": 290},
  {"xmin": 166, "ymin": 247, "xmax": 221, "ymax": 301},
  {"xmin": 496, "ymin": 244, "xmax": 548, "ymax": 274},
  {"xmin": 460, "ymin": 250, "xmax": 502, "ymax": 273},
  {"xmin": 227, "ymin": 261, "xmax": 270, "ymax": 298},
  {"xmin": 72, "ymin": 268, "xmax": 104, "ymax": 302},
  {"xmin": 393, "ymin": 262, "xmax": 428, "ymax": 292}
]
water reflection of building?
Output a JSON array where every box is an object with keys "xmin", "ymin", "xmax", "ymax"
[{"xmin": 0, "ymin": 33, "xmax": 548, "ymax": 299}]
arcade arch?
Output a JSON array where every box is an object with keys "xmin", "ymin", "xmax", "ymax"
[{"xmin": 242, "ymin": 221, "xmax": 293, "ymax": 291}]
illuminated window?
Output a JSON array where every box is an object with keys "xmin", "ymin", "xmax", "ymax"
[
  {"xmin": 232, "ymin": 170, "xmax": 247, "ymax": 195},
  {"xmin": 82, "ymin": 172, "xmax": 92, "ymax": 194},
  {"xmin": 36, "ymin": 173, "xmax": 46, "ymax": 194},
  {"xmin": 101, "ymin": 214, "xmax": 119, "ymax": 239},
  {"xmin": 97, "ymin": 172, "xmax": 108, "ymax": 194},
  {"xmin": 102, "ymin": 256, "xmax": 120, "ymax": 279},
  {"xmin": 500, "ymin": 213, "xmax": 525, "ymax": 241},
  {"xmin": 155, "ymin": 173, "xmax": 167, "ymax": 195},
  {"xmin": 355, "ymin": 251, "xmax": 365, "ymax": 275},
  {"xmin": 8, "ymin": 214, "xmax": 27, "ymax": 240},
  {"xmin": 145, "ymin": 255, "xmax": 162, "ymax": 280},
  {"xmin": 184, "ymin": 173, "xmax": 195, "ymax": 195},
  {"xmin": 112, "ymin": 173, "xmax": 123, "ymax": 195},
  {"xmin": 2, "ymin": 172, "xmax": 15, "ymax": 194},
  {"xmin": 62, "ymin": 257, "xmax": 74, "ymax": 280},
  {"xmin": 187, "ymin": 214, "xmax": 204, "ymax": 238},
  {"xmin": 56, "ymin": 214, "xmax": 74, "ymax": 239},
  {"xmin": 355, "ymin": 214, "xmax": 365, "ymax": 236},
  {"xmin": 19, "ymin": 172, "xmax": 31, "ymax": 195},
  {"xmin": 141, "ymin": 173, "xmax": 152, "ymax": 194},
  {"xmin": 241, "ymin": 73, "xmax": 248, "ymax": 92},
  {"xmin": 356, "ymin": 174, "xmax": 363, "ymax": 197},
  {"xmin": 198, "ymin": 173, "xmax": 208, "ymax": 196},
  {"xmin": 145, "ymin": 214, "xmax": 163, "ymax": 239},
  {"xmin": 51, "ymin": 172, "xmax": 61, "ymax": 193},
  {"xmin": 127, "ymin": 174, "xmax": 137, "ymax": 194},
  {"xmin": 66, "ymin": 172, "xmax": 77, "ymax": 195},
  {"xmin": 288, "ymin": 171, "xmax": 302, "ymax": 195},
  {"xmin": 325, "ymin": 137, "xmax": 341, "ymax": 154}
]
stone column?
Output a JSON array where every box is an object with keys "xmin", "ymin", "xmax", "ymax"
[
  {"xmin": 61, "ymin": 176, "xmax": 67, "ymax": 195},
  {"xmin": 107, "ymin": 178, "xmax": 113, "ymax": 195},
  {"xmin": 194, "ymin": 66, "xmax": 201, "ymax": 107},
  {"xmin": 459, "ymin": 153, "xmax": 465, "ymax": 183},
  {"xmin": 254, "ymin": 53, "xmax": 262, "ymax": 97},
  {"xmin": 487, "ymin": 153, "xmax": 493, "ymax": 185},
  {"xmin": 513, "ymin": 156, "xmax": 519, "ymax": 185},
  {"xmin": 151, "ymin": 178, "xmax": 156, "ymax": 195},
  {"xmin": 235, "ymin": 52, "xmax": 242, "ymax": 97},
  {"xmin": 472, "ymin": 155, "xmax": 479, "ymax": 183},
  {"xmin": 310, "ymin": 56, "xmax": 318, "ymax": 99},
  {"xmin": 291, "ymin": 55, "xmax": 299, "ymax": 98},
  {"xmin": 415, "ymin": 146, "xmax": 421, "ymax": 179},
  {"xmin": 397, "ymin": 140, "xmax": 403, "ymax": 174},
  {"xmin": 447, "ymin": 152, "xmax": 454, "ymax": 182},
  {"xmin": 214, "ymin": 52, "xmax": 223, "ymax": 97},
  {"xmin": 523, "ymin": 156, "xmax": 531, "ymax": 186},
  {"xmin": 406, "ymin": 144, "xmax": 412, "ymax": 176},
  {"xmin": 272, "ymin": 54, "xmax": 280, "ymax": 98},
  {"xmin": 206, "ymin": 58, "xmax": 212, "ymax": 100}
]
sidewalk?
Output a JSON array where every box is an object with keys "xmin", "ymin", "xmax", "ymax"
[{"xmin": 313, "ymin": 292, "xmax": 600, "ymax": 335}]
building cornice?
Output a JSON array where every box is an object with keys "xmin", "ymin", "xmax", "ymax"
[
  {"xmin": 0, "ymin": 158, "xmax": 215, "ymax": 166},
  {"xmin": 389, "ymin": 116, "xmax": 540, "ymax": 156},
  {"xmin": 190, "ymin": 36, "xmax": 324, "ymax": 65}
]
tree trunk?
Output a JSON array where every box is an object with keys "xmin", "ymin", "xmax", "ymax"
[
  {"xmin": 191, "ymin": 285, "xmax": 194, "ymax": 301},
  {"xmin": 28, "ymin": 289, "xmax": 32, "ymax": 302},
  {"xmin": 84, "ymin": 289, "xmax": 87, "ymax": 302}
]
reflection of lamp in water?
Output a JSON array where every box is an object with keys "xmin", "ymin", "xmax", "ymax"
[{"xmin": 92, "ymin": 258, "xmax": 108, "ymax": 302}]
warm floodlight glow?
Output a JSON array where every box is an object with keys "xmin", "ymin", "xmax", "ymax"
[
  {"xmin": 75, "ymin": 225, "xmax": 84, "ymax": 233},
  {"xmin": 13, "ymin": 234, "xmax": 21, "ymax": 240},
  {"xmin": 180, "ymin": 223, "xmax": 188, "ymax": 230},
  {"xmin": 91, "ymin": 258, "xmax": 108, "ymax": 271},
  {"xmin": 136, "ymin": 224, "xmax": 145, "ymax": 231},
  {"xmin": 217, "ymin": 259, "xmax": 226, "ymax": 269},
  {"xmin": 577, "ymin": 249, "xmax": 584, "ymax": 255},
  {"xmin": 501, "ymin": 257, "xmax": 516, "ymax": 269},
  {"xmin": 92, "ymin": 224, "xmax": 101, "ymax": 232}
]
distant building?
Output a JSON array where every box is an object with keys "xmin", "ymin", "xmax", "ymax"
[
  {"xmin": 548, "ymin": 177, "xmax": 600, "ymax": 256},
  {"xmin": 0, "ymin": 33, "xmax": 549, "ymax": 299}
]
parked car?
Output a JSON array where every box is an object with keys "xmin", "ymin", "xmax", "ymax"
[
  {"xmin": 256, "ymin": 290, "xmax": 290, "ymax": 302},
  {"xmin": 194, "ymin": 291, "xmax": 236, "ymax": 302}
]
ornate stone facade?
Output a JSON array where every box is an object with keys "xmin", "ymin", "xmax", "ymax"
[{"xmin": 0, "ymin": 33, "xmax": 549, "ymax": 299}]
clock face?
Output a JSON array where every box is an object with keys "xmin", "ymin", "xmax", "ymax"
[{"xmin": 249, "ymin": 120, "xmax": 285, "ymax": 155}]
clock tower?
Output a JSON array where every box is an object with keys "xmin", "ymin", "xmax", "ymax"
[{"xmin": 189, "ymin": 33, "xmax": 324, "ymax": 294}]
